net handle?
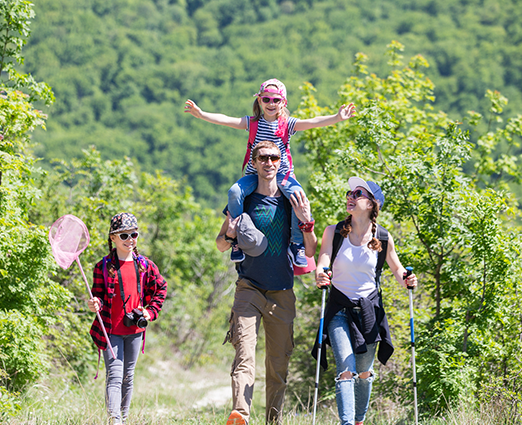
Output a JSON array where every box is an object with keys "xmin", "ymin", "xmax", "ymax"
[
  {"xmin": 48, "ymin": 214, "xmax": 115, "ymax": 360},
  {"xmin": 76, "ymin": 257, "xmax": 116, "ymax": 360}
]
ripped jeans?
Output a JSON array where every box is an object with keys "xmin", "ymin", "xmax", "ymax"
[{"xmin": 328, "ymin": 308, "xmax": 377, "ymax": 425}]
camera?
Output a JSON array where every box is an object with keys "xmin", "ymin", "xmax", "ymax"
[{"xmin": 123, "ymin": 308, "xmax": 148, "ymax": 328}]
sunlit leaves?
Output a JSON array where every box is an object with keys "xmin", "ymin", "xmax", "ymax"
[{"xmin": 295, "ymin": 43, "xmax": 522, "ymax": 415}]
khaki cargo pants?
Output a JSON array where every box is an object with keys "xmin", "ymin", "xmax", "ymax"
[{"xmin": 225, "ymin": 277, "xmax": 296, "ymax": 424}]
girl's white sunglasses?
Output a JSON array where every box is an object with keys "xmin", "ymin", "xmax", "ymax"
[{"xmin": 117, "ymin": 231, "xmax": 139, "ymax": 241}]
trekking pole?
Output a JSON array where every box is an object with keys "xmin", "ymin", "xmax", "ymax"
[
  {"xmin": 405, "ymin": 266, "xmax": 418, "ymax": 425},
  {"xmin": 312, "ymin": 267, "xmax": 330, "ymax": 425}
]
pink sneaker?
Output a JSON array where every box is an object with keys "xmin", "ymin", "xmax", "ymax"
[{"xmin": 226, "ymin": 410, "xmax": 246, "ymax": 425}]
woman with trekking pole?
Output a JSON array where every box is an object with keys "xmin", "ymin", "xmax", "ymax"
[
  {"xmin": 87, "ymin": 213, "xmax": 168, "ymax": 425},
  {"xmin": 313, "ymin": 177, "xmax": 417, "ymax": 425}
]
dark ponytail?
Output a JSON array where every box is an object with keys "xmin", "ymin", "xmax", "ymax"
[
  {"xmin": 107, "ymin": 237, "xmax": 117, "ymax": 278},
  {"xmin": 367, "ymin": 198, "xmax": 382, "ymax": 252},
  {"xmin": 340, "ymin": 214, "xmax": 352, "ymax": 238},
  {"xmin": 133, "ymin": 247, "xmax": 146, "ymax": 273}
]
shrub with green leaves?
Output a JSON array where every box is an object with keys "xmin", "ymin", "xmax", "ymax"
[{"xmin": 289, "ymin": 41, "xmax": 522, "ymax": 418}]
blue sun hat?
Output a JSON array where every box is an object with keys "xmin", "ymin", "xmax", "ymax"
[{"xmin": 348, "ymin": 177, "xmax": 385, "ymax": 210}]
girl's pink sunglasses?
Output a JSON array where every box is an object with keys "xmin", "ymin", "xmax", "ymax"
[{"xmin": 260, "ymin": 96, "xmax": 283, "ymax": 104}]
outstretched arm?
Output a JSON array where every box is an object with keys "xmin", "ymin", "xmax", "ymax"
[
  {"xmin": 294, "ymin": 103, "xmax": 356, "ymax": 131},
  {"xmin": 386, "ymin": 234, "xmax": 418, "ymax": 289},
  {"xmin": 184, "ymin": 99, "xmax": 247, "ymax": 130},
  {"xmin": 289, "ymin": 192, "xmax": 318, "ymax": 257}
]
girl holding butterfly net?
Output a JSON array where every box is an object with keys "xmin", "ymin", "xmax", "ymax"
[
  {"xmin": 185, "ymin": 78, "xmax": 355, "ymax": 268},
  {"xmin": 88, "ymin": 212, "xmax": 167, "ymax": 425}
]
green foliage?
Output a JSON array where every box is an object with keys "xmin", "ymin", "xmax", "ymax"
[
  {"xmin": 0, "ymin": 310, "xmax": 47, "ymax": 390},
  {"xmin": 0, "ymin": 0, "xmax": 53, "ymax": 103},
  {"xmin": 19, "ymin": 0, "xmax": 522, "ymax": 203},
  {"xmin": 291, "ymin": 42, "xmax": 522, "ymax": 416},
  {"xmin": 0, "ymin": 2, "xmax": 66, "ymax": 406},
  {"xmin": 0, "ymin": 0, "xmax": 233, "ymax": 398},
  {"xmin": 0, "ymin": 375, "xmax": 19, "ymax": 418},
  {"xmin": 29, "ymin": 146, "xmax": 233, "ymax": 375},
  {"xmin": 0, "ymin": 0, "xmax": 33, "ymax": 69}
]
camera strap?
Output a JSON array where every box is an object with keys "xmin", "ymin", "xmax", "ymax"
[{"xmin": 116, "ymin": 258, "xmax": 142, "ymax": 314}]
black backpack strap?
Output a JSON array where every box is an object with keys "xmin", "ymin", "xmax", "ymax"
[
  {"xmin": 375, "ymin": 224, "xmax": 389, "ymax": 291},
  {"xmin": 329, "ymin": 221, "xmax": 346, "ymax": 270},
  {"xmin": 330, "ymin": 221, "xmax": 389, "ymax": 290}
]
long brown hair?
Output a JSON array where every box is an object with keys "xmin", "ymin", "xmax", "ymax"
[
  {"xmin": 340, "ymin": 195, "xmax": 382, "ymax": 252},
  {"xmin": 106, "ymin": 236, "xmax": 146, "ymax": 277}
]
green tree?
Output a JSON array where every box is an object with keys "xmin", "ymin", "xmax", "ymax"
[
  {"xmin": 291, "ymin": 41, "xmax": 522, "ymax": 419},
  {"xmin": 0, "ymin": 0, "xmax": 59, "ymax": 416},
  {"xmin": 22, "ymin": 0, "xmax": 522, "ymax": 204},
  {"xmin": 31, "ymin": 145, "xmax": 234, "ymax": 374}
]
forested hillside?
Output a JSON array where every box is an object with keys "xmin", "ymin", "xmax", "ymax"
[
  {"xmin": 3, "ymin": 2, "xmax": 522, "ymax": 421},
  {"xmin": 25, "ymin": 0, "xmax": 522, "ymax": 203}
]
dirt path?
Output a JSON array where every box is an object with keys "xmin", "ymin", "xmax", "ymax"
[{"xmin": 143, "ymin": 358, "xmax": 233, "ymax": 410}]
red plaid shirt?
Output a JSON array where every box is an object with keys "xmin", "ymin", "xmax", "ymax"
[{"xmin": 89, "ymin": 254, "xmax": 167, "ymax": 350}]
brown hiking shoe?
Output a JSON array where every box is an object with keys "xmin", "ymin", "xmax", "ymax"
[{"xmin": 226, "ymin": 410, "xmax": 246, "ymax": 425}]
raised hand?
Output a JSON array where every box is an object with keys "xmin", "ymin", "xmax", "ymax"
[
  {"xmin": 184, "ymin": 99, "xmax": 204, "ymax": 119},
  {"xmin": 289, "ymin": 191, "xmax": 312, "ymax": 223},
  {"xmin": 337, "ymin": 103, "xmax": 356, "ymax": 121}
]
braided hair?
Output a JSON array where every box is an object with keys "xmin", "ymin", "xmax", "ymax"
[
  {"xmin": 340, "ymin": 195, "xmax": 382, "ymax": 252},
  {"xmin": 106, "ymin": 236, "xmax": 146, "ymax": 277}
]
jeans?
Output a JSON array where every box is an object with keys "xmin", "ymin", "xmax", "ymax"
[
  {"xmin": 228, "ymin": 173, "xmax": 305, "ymax": 246},
  {"xmin": 328, "ymin": 308, "xmax": 377, "ymax": 425},
  {"xmin": 227, "ymin": 278, "xmax": 296, "ymax": 424},
  {"xmin": 103, "ymin": 332, "xmax": 143, "ymax": 423}
]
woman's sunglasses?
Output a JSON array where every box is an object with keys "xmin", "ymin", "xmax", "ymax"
[
  {"xmin": 256, "ymin": 154, "xmax": 281, "ymax": 163},
  {"xmin": 260, "ymin": 96, "xmax": 283, "ymax": 104},
  {"xmin": 346, "ymin": 189, "xmax": 370, "ymax": 200},
  {"xmin": 117, "ymin": 231, "xmax": 139, "ymax": 241}
]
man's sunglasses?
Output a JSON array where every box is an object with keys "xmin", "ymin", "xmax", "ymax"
[
  {"xmin": 117, "ymin": 231, "xmax": 139, "ymax": 241},
  {"xmin": 346, "ymin": 189, "xmax": 370, "ymax": 200},
  {"xmin": 256, "ymin": 154, "xmax": 281, "ymax": 163},
  {"xmin": 260, "ymin": 96, "xmax": 283, "ymax": 104}
]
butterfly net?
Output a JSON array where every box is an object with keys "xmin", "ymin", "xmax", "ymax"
[{"xmin": 49, "ymin": 215, "xmax": 90, "ymax": 269}]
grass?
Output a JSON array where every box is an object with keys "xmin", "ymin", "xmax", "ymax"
[{"xmin": 4, "ymin": 345, "xmax": 520, "ymax": 425}]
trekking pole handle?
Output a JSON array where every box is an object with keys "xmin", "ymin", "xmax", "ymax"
[
  {"xmin": 404, "ymin": 266, "xmax": 414, "ymax": 289},
  {"xmin": 321, "ymin": 267, "xmax": 332, "ymax": 290}
]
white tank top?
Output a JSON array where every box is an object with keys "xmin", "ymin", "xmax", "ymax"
[{"xmin": 331, "ymin": 235, "xmax": 378, "ymax": 300}]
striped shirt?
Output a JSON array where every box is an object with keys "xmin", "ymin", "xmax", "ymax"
[{"xmin": 244, "ymin": 116, "xmax": 298, "ymax": 176}]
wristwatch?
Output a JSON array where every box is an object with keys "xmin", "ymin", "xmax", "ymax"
[{"xmin": 224, "ymin": 234, "xmax": 236, "ymax": 244}]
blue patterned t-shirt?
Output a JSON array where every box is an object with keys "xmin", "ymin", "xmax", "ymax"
[{"xmin": 237, "ymin": 193, "xmax": 294, "ymax": 290}]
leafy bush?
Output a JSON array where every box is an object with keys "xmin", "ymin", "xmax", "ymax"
[{"xmin": 290, "ymin": 41, "xmax": 522, "ymax": 417}]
